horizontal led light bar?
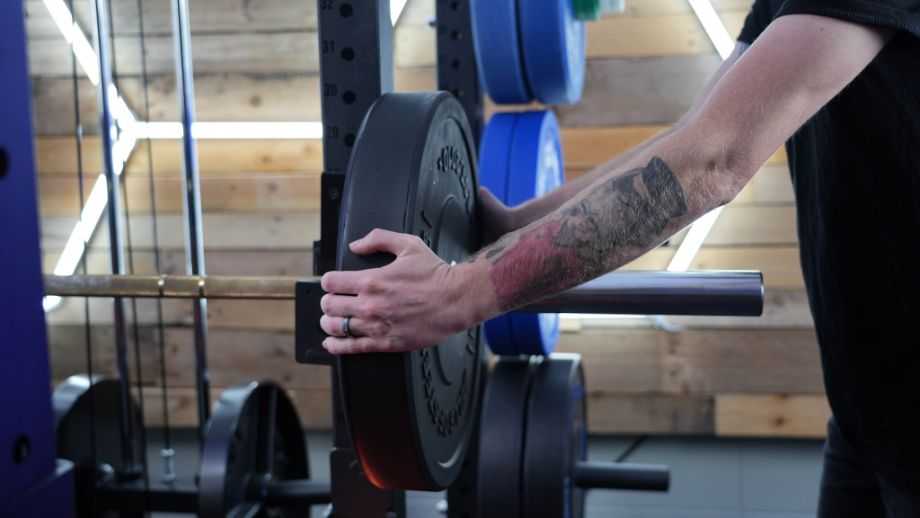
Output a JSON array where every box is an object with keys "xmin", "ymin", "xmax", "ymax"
[
  {"xmin": 665, "ymin": 1, "xmax": 733, "ymax": 273},
  {"xmin": 128, "ymin": 121, "xmax": 324, "ymax": 140}
]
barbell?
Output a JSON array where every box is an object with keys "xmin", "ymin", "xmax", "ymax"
[{"xmin": 43, "ymin": 270, "xmax": 763, "ymax": 314}]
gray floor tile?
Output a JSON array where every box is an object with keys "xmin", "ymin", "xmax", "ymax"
[
  {"xmin": 144, "ymin": 430, "xmax": 826, "ymax": 517},
  {"xmin": 740, "ymin": 439, "xmax": 823, "ymax": 512},
  {"xmin": 741, "ymin": 512, "xmax": 815, "ymax": 518},
  {"xmin": 585, "ymin": 504, "xmax": 740, "ymax": 518},
  {"xmin": 586, "ymin": 436, "xmax": 742, "ymax": 510}
]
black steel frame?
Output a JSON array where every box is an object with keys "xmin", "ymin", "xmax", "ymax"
[{"xmin": 310, "ymin": 0, "xmax": 482, "ymax": 515}]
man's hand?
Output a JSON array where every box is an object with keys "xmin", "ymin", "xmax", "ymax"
[{"xmin": 319, "ymin": 229, "xmax": 490, "ymax": 354}]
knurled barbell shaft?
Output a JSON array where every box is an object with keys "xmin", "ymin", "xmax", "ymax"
[
  {"xmin": 44, "ymin": 270, "xmax": 764, "ymax": 316},
  {"xmin": 43, "ymin": 274, "xmax": 306, "ymax": 300}
]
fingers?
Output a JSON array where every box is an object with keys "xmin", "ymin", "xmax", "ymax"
[
  {"xmin": 320, "ymin": 293, "xmax": 362, "ymax": 317},
  {"xmin": 321, "ymin": 271, "xmax": 363, "ymax": 294},
  {"xmin": 323, "ymin": 336, "xmax": 381, "ymax": 355},
  {"xmin": 319, "ymin": 314, "xmax": 380, "ymax": 338},
  {"xmin": 349, "ymin": 228, "xmax": 420, "ymax": 256}
]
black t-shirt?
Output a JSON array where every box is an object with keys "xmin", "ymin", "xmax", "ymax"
[{"xmin": 739, "ymin": 0, "xmax": 920, "ymax": 490}]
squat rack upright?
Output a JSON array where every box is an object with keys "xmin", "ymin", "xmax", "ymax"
[{"xmin": 309, "ymin": 1, "xmax": 482, "ymax": 515}]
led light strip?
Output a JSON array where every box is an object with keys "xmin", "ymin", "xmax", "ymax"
[
  {"xmin": 664, "ymin": 0, "xmax": 734, "ymax": 273},
  {"xmin": 688, "ymin": 0, "xmax": 735, "ymax": 60},
  {"xmin": 391, "ymin": 0, "xmax": 409, "ymax": 25},
  {"xmin": 128, "ymin": 121, "xmax": 324, "ymax": 140}
]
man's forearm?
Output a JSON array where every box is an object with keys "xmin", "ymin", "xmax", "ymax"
[
  {"xmin": 462, "ymin": 129, "xmax": 747, "ymax": 320},
  {"xmin": 510, "ymin": 125, "xmax": 678, "ymax": 228}
]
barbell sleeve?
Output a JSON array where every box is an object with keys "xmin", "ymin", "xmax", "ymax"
[
  {"xmin": 574, "ymin": 461, "xmax": 670, "ymax": 492},
  {"xmin": 44, "ymin": 270, "xmax": 763, "ymax": 316},
  {"xmin": 522, "ymin": 270, "xmax": 763, "ymax": 316}
]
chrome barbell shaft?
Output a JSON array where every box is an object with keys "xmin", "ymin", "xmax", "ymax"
[{"xmin": 44, "ymin": 270, "xmax": 764, "ymax": 316}]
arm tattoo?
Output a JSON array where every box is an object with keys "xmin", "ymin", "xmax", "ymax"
[{"xmin": 479, "ymin": 156, "xmax": 688, "ymax": 311}]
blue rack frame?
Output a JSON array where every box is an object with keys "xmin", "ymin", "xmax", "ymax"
[{"xmin": 0, "ymin": 1, "xmax": 75, "ymax": 515}]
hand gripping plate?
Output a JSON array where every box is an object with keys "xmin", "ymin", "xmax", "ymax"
[{"xmin": 336, "ymin": 92, "xmax": 485, "ymax": 490}]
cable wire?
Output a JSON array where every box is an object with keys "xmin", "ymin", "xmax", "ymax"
[
  {"xmin": 135, "ymin": 0, "xmax": 176, "ymax": 480},
  {"xmin": 66, "ymin": 0, "xmax": 97, "ymax": 513},
  {"xmin": 108, "ymin": 0, "xmax": 151, "ymax": 505}
]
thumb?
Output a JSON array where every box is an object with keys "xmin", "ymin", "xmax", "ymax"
[{"xmin": 349, "ymin": 228, "xmax": 416, "ymax": 256}]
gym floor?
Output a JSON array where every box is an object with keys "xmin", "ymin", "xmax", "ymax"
[{"xmin": 146, "ymin": 430, "xmax": 823, "ymax": 517}]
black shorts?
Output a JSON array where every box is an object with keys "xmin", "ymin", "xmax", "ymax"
[{"xmin": 819, "ymin": 418, "xmax": 920, "ymax": 518}]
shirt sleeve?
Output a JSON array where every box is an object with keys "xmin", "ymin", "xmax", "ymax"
[
  {"xmin": 738, "ymin": 0, "xmax": 780, "ymax": 44},
  {"xmin": 777, "ymin": 0, "xmax": 920, "ymax": 40}
]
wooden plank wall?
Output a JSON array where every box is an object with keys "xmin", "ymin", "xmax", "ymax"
[{"xmin": 28, "ymin": 0, "xmax": 828, "ymax": 438}]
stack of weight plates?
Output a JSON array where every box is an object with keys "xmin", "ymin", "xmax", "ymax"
[
  {"xmin": 478, "ymin": 110, "xmax": 564, "ymax": 356},
  {"xmin": 471, "ymin": 0, "xmax": 586, "ymax": 105}
]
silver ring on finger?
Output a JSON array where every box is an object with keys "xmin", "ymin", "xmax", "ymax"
[{"xmin": 342, "ymin": 316, "xmax": 352, "ymax": 337}]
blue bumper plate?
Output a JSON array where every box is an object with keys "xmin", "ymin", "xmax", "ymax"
[
  {"xmin": 471, "ymin": 0, "xmax": 532, "ymax": 104},
  {"xmin": 479, "ymin": 111, "xmax": 564, "ymax": 356},
  {"xmin": 518, "ymin": 0, "xmax": 586, "ymax": 105}
]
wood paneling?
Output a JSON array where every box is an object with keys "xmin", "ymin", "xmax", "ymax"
[
  {"xmin": 555, "ymin": 55, "xmax": 723, "ymax": 127},
  {"xmin": 49, "ymin": 326, "xmax": 821, "ymax": 394},
  {"xmin": 136, "ymin": 387, "xmax": 333, "ymax": 430},
  {"xmin": 25, "ymin": 0, "xmax": 317, "ymax": 40},
  {"xmin": 618, "ymin": 0, "xmax": 754, "ymax": 16},
  {"xmin": 715, "ymin": 394, "xmax": 830, "ymax": 438},
  {"xmin": 39, "ymin": 206, "xmax": 794, "ymax": 255},
  {"xmin": 38, "ymin": 165, "xmax": 792, "ymax": 215},
  {"xmin": 29, "ymin": 32, "xmax": 318, "ymax": 77},
  {"xmin": 558, "ymin": 329, "xmax": 821, "ymax": 394},
  {"xmin": 588, "ymin": 393, "xmax": 715, "ymax": 435},
  {"xmin": 35, "ymin": 128, "xmax": 786, "ymax": 177},
  {"xmin": 48, "ymin": 323, "xmax": 828, "ymax": 437},
  {"xmin": 32, "ymin": 69, "xmax": 436, "ymax": 136},
  {"xmin": 36, "ymin": 137, "xmax": 324, "ymax": 175},
  {"xmin": 38, "ymin": 173, "xmax": 321, "ymax": 214},
  {"xmin": 41, "ymin": 212, "xmax": 320, "ymax": 250},
  {"xmin": 561, "ymin": 126, "xmax": 788, "ymax": 169},
  {"xmin": 395, "ymin": 12, "xmax": 749, "ymax": 69}
]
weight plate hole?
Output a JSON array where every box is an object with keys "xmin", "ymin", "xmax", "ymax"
[
  {"xmin": 339, "ymin": 3, "xmax": 353, "ymax": 17},
  {"xmin": 341, "ymin": 47, "xmax": 355, "ymax": 62},
  {"xmin": 12, "ymin": 435, "xmax": 30, "ymax": 464},
  {"xmin": 0, "ymin": 147, "xmax": 8, "ymax": 180},
  {"xmin": 342, "ymin": 90, "xmax": 357, "ymax": 105}
]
